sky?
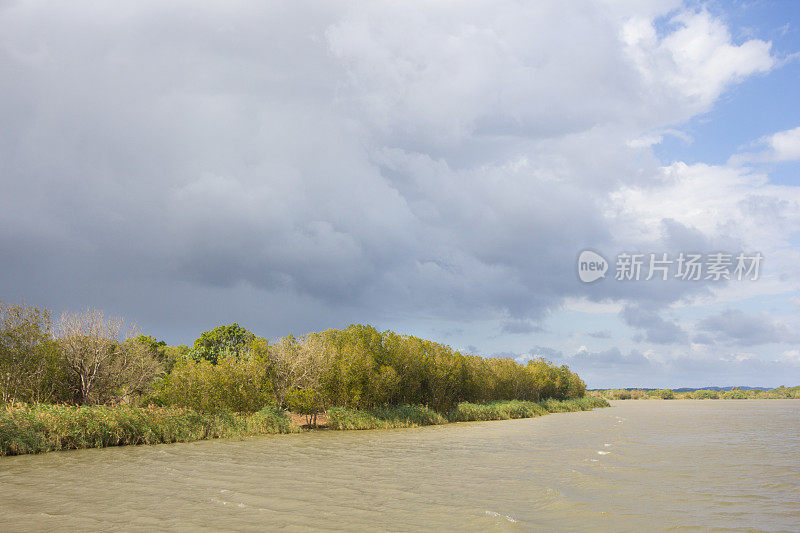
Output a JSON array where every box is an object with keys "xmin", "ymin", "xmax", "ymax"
[{"xmin": 2, "ymin": 0, "xmax": 799, "ymax": 388}]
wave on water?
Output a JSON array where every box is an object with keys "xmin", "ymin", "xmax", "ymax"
[{"xmin": 485, "ymin": 510, "xmax": 518, "ymax": 523}]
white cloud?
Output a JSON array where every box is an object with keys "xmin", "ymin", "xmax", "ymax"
[
  {"xmin": 767, "ymin": 127, "xmax": 800, "ymax": 161},
  {"xmin": 621, "ymin": 9, "xmax": 774, "ymax": 118},
  {"xmin": 732, "ymin": 126, "xmax": 800, "ymax": 164},
  {"xmin": 606, "ymin": 160, "xmax": 800, "ymax": 302}
]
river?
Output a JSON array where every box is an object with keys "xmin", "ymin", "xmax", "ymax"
[{"xmin": 1, "ymin": 400, "xmax": 798, "ymax": 532}]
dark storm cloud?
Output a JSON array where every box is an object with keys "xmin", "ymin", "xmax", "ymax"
[{"xmin": 0, "ymin": 1, "xmax": 781, "ymax": 345}]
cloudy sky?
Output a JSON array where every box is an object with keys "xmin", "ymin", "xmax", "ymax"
[{"xmin": 2, "ymin": 0, "xmax": 799, "ymax": 388}]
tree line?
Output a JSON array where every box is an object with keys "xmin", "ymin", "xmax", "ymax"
[
  {"xmin": 0, "ymin": 301, "xmax": 586, "ymax": 414},
  {"xmin": 591, "ymin": 387, "xmax": 800, "ymax": 400}
]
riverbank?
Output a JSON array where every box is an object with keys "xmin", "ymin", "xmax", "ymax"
[
  {"xmin": 0, "ymin": 404, "xmax": 299, "ymax": 456},
  {"xmin": 1, "ymin": 397, "xmax": 610, "ymax": 456},
  {"xmin": 299, "ymin": 397, "xmax": 609, "ymax": 430}
]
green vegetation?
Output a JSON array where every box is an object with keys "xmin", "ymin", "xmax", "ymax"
[
  {"xmin": 448, "ymin": 400, "xmax": 547, "ymax": 421},
  {"xmin": 327, "ymin": 405, "xmax": 447, "ymax": 430},
  {"xmin": 151, "ymin": 356, "xmax": 273, "ymax": 414},
  {"xmin": 1, "ymin": 397, "xmax": 610, "ymax": 455},
  {"xmin": 591, "ymin": 386, "xmax": 800, "ymax": 401},
  {"xmin": 0, "ymin": 403, "xmax": 298, "ymax": 456},
  {"xmin": 1, "ymin": 301, "xmax": 608, "ymax": 455},
  {"xmin": 286, "ymin": 388, "xmax": 325, "ymax": 426},
  {"xmin": 1, "ymin": 301, "xmax": 588, "ymax": 411},
  {"xmin": 448, "ymin": 397, "xmax": 608, "ymax": 422},
  {"xmin": 327, "ymin": 397, "xmax": 610, "ymax": 430},
  {"xmin": 188, "ymin": 323, "xmax": 255, "ymax": 365}
]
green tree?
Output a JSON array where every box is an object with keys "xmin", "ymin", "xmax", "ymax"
[
  {"xmin": 190, "ymin": 323, "xmax": 255, "ymax": 364},
  {"xmin": 155, "ymin": 354, "xmax": 274, "ymax": 413},
  {"xmin": 0, "ymin": 302, "xmax": 71, "ymax": 403}
]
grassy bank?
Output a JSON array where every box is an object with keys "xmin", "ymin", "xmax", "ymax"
[
  {"xmin": 2, "ymin": 397, "xmax": 610, "ymax": 455},
  {"xmin": 0, "ymin": 403, "xmax": 298, "ymax": 456},
  {"xmin": 448, "ymin": 397, "xmax": 609, "ymax": 422},
  {"xmin": 327, "ymin": 405, "xmax": 447, "ymax": 430},
  {"xmin": 329, "ymin": 397, "xmax": 610, "ymax": 430}
]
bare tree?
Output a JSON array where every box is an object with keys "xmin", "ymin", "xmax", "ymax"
[{"xmin": 56, "ymin": 309, "xmax": 160, "ymax": 404}]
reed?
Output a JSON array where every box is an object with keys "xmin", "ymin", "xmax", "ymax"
[
  {"xmin": 0, "ymin": 403, "xmax": 298, "ymax": 456},
  {"xmin": 327, "ymin": 405, "xmax": 447, "ymax": 430},
  {"xmin": 328, "ymin": 397, "xmax": 610, "ymax": 429},
  {"xmin": 1, "ymin": 397, "xmax": 610, "ymax": 455},
  {"xmin": 448, "ymin": 397, "xmax": 609, "ymax": 422}
]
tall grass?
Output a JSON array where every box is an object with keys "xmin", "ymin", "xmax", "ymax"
[
  {"xmin": 2, "ymin": 397, "xmax": 610, "ymax": 455},
  {"xmin": 0, "ymin": 403, "xmax": 298, "ymax": 456},
  {"xmin": 448, "ymin": 397, "xmax": 609, "ymax": 422},
  {"xmin": 327, "ymin": 405, "xmax": 447, "ymax": 430},
  {"xmin": 328, "ymin": 397, "xmax": 610, "ymax": 429}
]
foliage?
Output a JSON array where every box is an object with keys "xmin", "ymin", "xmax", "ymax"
[
  {"xmin": 0, "ymin": 403, "xmax": 298, "ymax": 456},
  {"xmin": 151, "ymin": 355, "xmax": 274, "ymax": 413},
  {"xmin": 252, "ymin": 335, "xmax": 326, "ymax": 409},
  {"xmin": 307, "ymin": 325, "xmax": 586, "ymax": 412},
  {"xmin": 285, "ymin": 388, "xmax": 325, "ymax": 426},
  {"xmin": 2, "ymin": 303, "xmax": 592, "ymax": 418},
  {"xmin": 690, "ymin": 389, "xmax": 720, "ymax": 399},
  {"xmin": 0, "ymin": 302, "xmax": 72, "ymax": 404},
  {"xmin": 720, "ymin": 388, "xmax": 748, "ymax": 399},
  {"xmin": 189, "ymin": 323, "xmax": 255, "ymax": 364}
]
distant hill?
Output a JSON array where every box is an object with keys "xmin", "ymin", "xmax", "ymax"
[
  {"xmin": 672, "ymin": 386, "xmax": 771, "ymax": 392},
  {"xmin": 589, "ymin": 386, "xmax": 772, "ymax": 392}
]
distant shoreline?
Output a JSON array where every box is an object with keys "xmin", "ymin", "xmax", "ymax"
[{"xmin": 590, "ymin": 386, "xmax": 799, "ymax": 400}]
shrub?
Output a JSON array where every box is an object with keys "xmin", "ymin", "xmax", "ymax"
[
  {"xmin": 152, "ymin": 356, "xmax": 274, "ymax": 413},
  {"xmin": 692, "ymin": 389, "xmax": 719, "ymax": 399},
  {"xmin": 613, "ymin": 389, "xmax": 632, "ymax": 400},
  {"xmin": 286, "ymin": 388, "xmax": 325, "ymax": 425},
  {"xmin": 721, "ymin": 389, "xmax": 748, "ymax": 399}
]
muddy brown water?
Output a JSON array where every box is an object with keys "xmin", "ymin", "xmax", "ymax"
[{"xmin": 1, "ymin": 400, "xmax": 798, "ymax": 532}]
